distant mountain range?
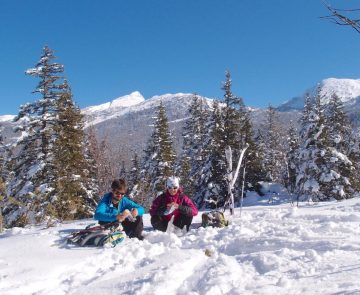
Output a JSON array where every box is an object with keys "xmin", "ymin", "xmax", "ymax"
[
  {"xmin": 1, "ymin": 78, "xmax": 360, "ymax": 167},
  {"xmin": 81, "ymin": 92, "xmax": 209, "ymax": 166}
]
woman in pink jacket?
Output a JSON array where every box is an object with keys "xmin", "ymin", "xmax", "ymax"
[{"xmin": 150, "ymin": 176, "xmax": 198, "ymax": 232}]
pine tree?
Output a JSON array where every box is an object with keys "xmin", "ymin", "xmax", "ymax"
[
  {"xmin": 0, "ymin": 128, "xmax": 5, "ymax": 208},
  {"xmin": 319, "ymin": 93, "xmax": 355, "ymax": 199},
  {"xmin": 327, "ymin": 93, "xmax": 352, "ymax": 151},
  {"xmin": 0, "ymin": 128, "xmax": 5, "ymax": 183},
  {"xmin": 178, "ymin": 94, "xmax": 208, "ymax": 198},
  {"xmin": 348, "ymin": 128, "xmax": 360, "ymax": 192},
  {"xmin": 296, "ymin": 88, "xmax": 329, "ymax": 200},
  {"xmin": 129, "ymin": 153, "xmax": 140, "ymax": 187},
  {"xmin": 82, "ymin": 127, "xmax": 100, "ymax": 200},
  {"xmin": 4, "ymin": 46, "xmax": 66, "ymax": 226},
  {"xmin": 129, "ymin": 152, "xmax": 141, "ymax": 199},
  {"xmin": 25, "ymin": 46, "xmax": 66, "ymax": 184},
  {"xmin": 238, "ymin": 102, "xmax": 265, "ymax": 191},
  {"xmin": 195, "ymin": 99, "xmax": 227, "ymax": 207},
  {"xmin": 222, "ymin": 71, "xmax": 242, "ymax": 153},
  {"xmin": 129, "ymin": 151, "xmax": 152, "ymax": 207},
  {"xmin": 0, "ymin": 175, "xmax": 4, "ymax": 232},
  {"xmin": 3, "ymin": 47, "xmax": 99, "ymax": 227},
  {"xmin": 138, "ymin": 101, "xmax": 176, "ymax": 208},
  {"xmin": 177, "ymin": 96, "xmax": 196, "ymax": 196},
  {"xmin": 86, "ymin": 126, "xmax": 115, "ymax": 196},
  {"xmin": 221, "ymin": 71, "xmax": 247, "ymax": 205},
  {"xmin": 297, "ymin": 90, "xmax": 356, "ymax": 201},
  {"xmin": 50, "ymin": 84, "xmax": 98, "ymax": 221},
  {"xmin": 285, "ymin": 123, "xmax": 299, "ymax": 193},
  {"xmin": 119, "ymin": 161, "xmax": 127, "ymax": 181},
  {"xmin": 177, "ymin": 155, "xmax": 192, "ymax": 195},
  {"xmin": 253, "ymin": 129, "xmax": 267, "ymax": 194},
  {"xmin": 262, "ymin": 105, "xmax": 286, "ymax": 183}
]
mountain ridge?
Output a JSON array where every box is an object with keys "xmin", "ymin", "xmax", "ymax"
[
  {"xmin": 1, "ymin": 77, "xmax": 360, "ymax": 121},
  {"xmin": 1, "ymin": 77, "xmax": 360, "ymax": 168}
]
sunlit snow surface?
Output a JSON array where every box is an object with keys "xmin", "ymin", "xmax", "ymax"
[{"xmin": 1, "ymin": 197, "xmax": 360, "ymax": 295}]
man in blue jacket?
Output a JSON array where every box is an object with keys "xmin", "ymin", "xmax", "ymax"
[{"xmin": 94, "ymin": 179, "xmax": 145, "ymax": 240}]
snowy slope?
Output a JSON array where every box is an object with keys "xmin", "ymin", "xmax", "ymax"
[
  {"xmin": 278, "ymin": 78, "xmax": 360, "ymax": 111},
  {"xmin": 1, "ymin": 197, "xmax": 360, "ymax": 295}
]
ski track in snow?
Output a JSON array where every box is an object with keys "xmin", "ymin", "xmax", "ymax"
[{"xmin": 1, "ymin": 198, "xmax": 360, "ymax": 295}]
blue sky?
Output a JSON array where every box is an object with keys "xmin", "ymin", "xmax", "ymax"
[{"xmin": 1, "ymin": 0, "xmax": 360, "ymax": 115}]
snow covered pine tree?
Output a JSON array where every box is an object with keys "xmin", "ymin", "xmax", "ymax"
[{"xmin": 3, "ymin": 47, "xmax": 98, "ymax": 227}]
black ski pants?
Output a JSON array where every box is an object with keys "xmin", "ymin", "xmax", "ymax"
[
  {"xmin": 99, "ymin": 216, "xmax": 144, "ymax": 240},
  {"xmin": 151, "ymin": 214, "xmax": 193, "ymax": 232}
]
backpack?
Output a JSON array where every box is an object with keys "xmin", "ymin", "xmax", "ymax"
[
  {"xmin": 67, "ymin": 222, "xmax": 125, "ymax": 247},
  {"xmin": 201, "ymin": 211, "xmax": 229, "ymax": 228}
]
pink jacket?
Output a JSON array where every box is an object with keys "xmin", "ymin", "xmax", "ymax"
[{"xmin": 149, "ymin": 189, "xmax": 198, "ymax": 222}]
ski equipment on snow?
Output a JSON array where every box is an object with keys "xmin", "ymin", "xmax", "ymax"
[
  {"xmin": 225, "ymin": 143, "xmax": 249, "ymax": 215},
  {"xmin": 67, "ymin": 222, "xmax": 125, "ymax": 247}
]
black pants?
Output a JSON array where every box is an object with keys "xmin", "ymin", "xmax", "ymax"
[
  {"xmin": 99, "ymin": 216, "xmax": 144, "ymax": 240},
  {"xmin": 151, "ymin": 214, "xmax": 193, "ymax": 232}
]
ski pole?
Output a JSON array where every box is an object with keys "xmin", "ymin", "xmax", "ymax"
[{"xmin": 240, "ymin": 163, "xmax": 246, "ymax": 218}]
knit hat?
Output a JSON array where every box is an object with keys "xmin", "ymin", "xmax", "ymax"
[{"xmin": 166, "ymin": 176, "xmax": 179, "ymax": 188}]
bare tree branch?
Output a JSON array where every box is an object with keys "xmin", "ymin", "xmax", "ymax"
[{"xmin": 320, "ymin": 0, "xmax": 360, "ymax": 34}]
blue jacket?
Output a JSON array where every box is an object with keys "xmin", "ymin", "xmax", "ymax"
[{"xmin": 94, "ymin": 192, "xmax": 145, "ymax": 222}]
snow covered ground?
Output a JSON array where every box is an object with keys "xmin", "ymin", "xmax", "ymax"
[{"xmin": 1, "ymin": 197, "xmax": 360, "ymax": 295}]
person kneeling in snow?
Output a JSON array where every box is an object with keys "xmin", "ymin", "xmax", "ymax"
[
  {"xmin": 150, "ymin": 176, "xmax": 198, "ymax": 232},
  {"xmin": 94, "ymin": 179, "xmax": 145, "ymax": 240}
]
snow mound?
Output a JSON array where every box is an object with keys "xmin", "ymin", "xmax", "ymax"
[{"xmin": 1, "ymin": 197, "xmax": 360, "ymax": 294}]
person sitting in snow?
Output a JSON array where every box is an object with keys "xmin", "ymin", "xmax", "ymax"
[
  {"xmin": 94, "ymin": 179, "xmax": 144, "ymax": 240},
  {"xmin": 150, "ymin": 176, "xmax": 198, "ymax": 232}
]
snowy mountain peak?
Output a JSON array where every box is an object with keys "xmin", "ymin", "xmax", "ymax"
[
  {"xmin": 278, "ymin": 78, "xmax": 360, "ymax": 111},
  {"xmin": 83, "ymin": 91, "xmax": 145, "ymax": 114},
  {"xmin": 110, "ymin": 91, "xmax": 145, "ymax": 108},
  {"xmin": 318, "ymin": 78, "xmax": 360, "ymax": 104}
]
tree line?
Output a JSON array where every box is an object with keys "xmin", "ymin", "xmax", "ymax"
[
  {"xmin": 0, "ymin": 47, "xmax": 359, "ymax": 228},
  {"xmin": 128, "ymin": 75, "xmax": 360, "ymax": 208}
]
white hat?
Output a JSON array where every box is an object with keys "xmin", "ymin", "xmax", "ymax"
[{"xmin": 166, "ymin": 176, "xmax": 179, "ymax": 188}]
